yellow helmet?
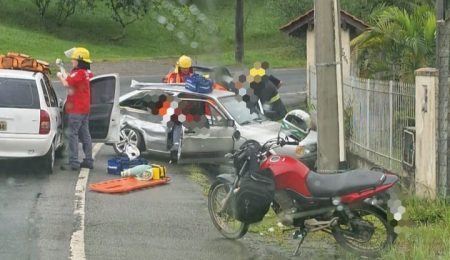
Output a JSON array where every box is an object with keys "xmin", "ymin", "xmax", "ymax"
[
  {"xmin": 177, "ymin": 55, "xmax": 192, "ymax": 69},
  {"xmin": 65, "ymin": 47, "xmax": 92, "ymax": 63},
  {"xmin": 249, "ymin": 67, "xmax": 265, "ymax": 77}
]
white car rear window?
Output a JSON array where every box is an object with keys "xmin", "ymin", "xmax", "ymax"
[{"xmin": 0, "ymin": 78, "xmax": 39, "ymax": 109}]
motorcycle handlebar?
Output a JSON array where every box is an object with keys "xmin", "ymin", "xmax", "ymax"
[
  {"xmin": 227, "ymin": 138, "xmax": 299, "ymax": 161},
  {"xmin": 277, "ymin": 139, "xmax": 299, "ymax": 147}
]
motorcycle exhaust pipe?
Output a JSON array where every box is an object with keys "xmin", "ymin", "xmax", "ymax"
[{"xmin": 279, "ymin": 206, "xmax": 336, "ymax": 226}]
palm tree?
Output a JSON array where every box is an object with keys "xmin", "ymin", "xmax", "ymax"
[{"xmin": 351, "ymin": 5, "xmax": 435, "ymax": 82}]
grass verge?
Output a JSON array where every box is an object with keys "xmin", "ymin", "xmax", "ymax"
[
  {"xmin": 0, "ymin": 0, "xmax": 305, "ymax": 68},
  {"xmin": 381, "ymin": 197, "xmax": 450, "ymax": 259},
  {"xmin": 187, "ymin": 164, "xmax": 210, "ymax": 196}
]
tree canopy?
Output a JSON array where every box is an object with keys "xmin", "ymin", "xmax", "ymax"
[{"xmin": 351, "ymin": 5, "xmax": 436, "ymax": 82}]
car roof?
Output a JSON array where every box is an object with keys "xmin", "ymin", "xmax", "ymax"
[
  {"xmin": 0, "ymin": 69, "xmax": 40, "ymax": 80},
  {"xmin": 132, "ymin": 82, "xmax": 236, "ymax": 99}
]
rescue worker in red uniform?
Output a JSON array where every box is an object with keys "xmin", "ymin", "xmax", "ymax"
[
  {"xmin": 57, "ymin": 47, "xmax": 94, "ymax": 171},
  {"xmin": 163, "ymin": 55, "xmax": 193, "ymax": 83}
]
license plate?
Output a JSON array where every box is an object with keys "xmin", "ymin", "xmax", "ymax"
[
  {"xmin": 296, "ymin": 146, "xmax": 305, "ymax": 156},
  {"xmin": 0, "ymin": 121, "xmax": 6, "ymax": 131}
]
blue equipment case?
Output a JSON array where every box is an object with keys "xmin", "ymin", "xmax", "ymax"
[{"xmin": 107, "ymin": 156, "xmax": 149, "ymax": 175}]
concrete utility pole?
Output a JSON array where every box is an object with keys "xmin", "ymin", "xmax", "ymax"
[
  {"xmin": 436, "ymin": 0, "xmax": 450, "ymax": 198},
  {"xmin": 333, "ymin": 0, "xmax": 346, "ymax": 163},
  {"xmin": 235, "ymin": 0, "xmax": 244, "ymax": 64},
  {"xmin": 314, "ymin": 0, "xmax": 341, "ymax": 172}
]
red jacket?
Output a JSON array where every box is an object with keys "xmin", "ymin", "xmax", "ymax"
[{"xmin": 65, "ymin": 68, "xmax": 93, "ymax": 114}]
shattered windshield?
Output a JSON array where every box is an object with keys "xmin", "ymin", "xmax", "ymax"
[{"xmin": 219, "ymin": 95, "xmax": 264, "ymax": 125}]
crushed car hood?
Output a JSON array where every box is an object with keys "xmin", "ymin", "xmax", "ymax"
[
  {"xmin": 238, "ymin": 121, "xmax": 282, "ymax": 144},
  {"xmin": 299, "ymin": 130, "xmax": 317, "ymax": 146}
]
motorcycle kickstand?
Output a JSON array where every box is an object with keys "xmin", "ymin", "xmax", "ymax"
[{"xmin": 292, "ymin": 229, "xmax": 308, "ymax": 256}]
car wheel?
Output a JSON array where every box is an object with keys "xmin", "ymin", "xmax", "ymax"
[
  {"xmin": 55, "ymin": 143, "xmax": 66, "ymax": 159},
  {"xmin": 40, "ymin": 144, "xmax": 55, "ymax": 174},
  {"xmin": 113, "ymin": 127, "xmax": 144, "ymax": 155}
]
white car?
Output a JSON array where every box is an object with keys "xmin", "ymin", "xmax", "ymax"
[
  {"xmin": 113, "ymin": 82, "xmax": 317, "ymax": 168},
  {"xmin": 0, "ymin": 70, "xmax": 120, "ymax": 173}
]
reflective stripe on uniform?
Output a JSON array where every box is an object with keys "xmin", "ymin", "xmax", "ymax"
[{"xmin": 269, "ymin": 94, "xmax": 280, "ymax": 103}]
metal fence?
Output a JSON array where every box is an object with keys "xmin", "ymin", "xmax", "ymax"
[{"xmin": 343, "ymin": 77, "xmax": 415, "ymax": 171}]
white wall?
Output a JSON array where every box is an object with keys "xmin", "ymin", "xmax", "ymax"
[
  {"xmin": 415, "ymin": 68, "xmax": 438, "ymax": 199},
  {"xmin": 341, "ymin": 28, "xmax": 351, "ymax": 80}
]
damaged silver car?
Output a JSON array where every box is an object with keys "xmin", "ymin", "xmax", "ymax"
[{"xmin": 112, "ymin": 81, "xmax": 317, "ymax": 168}]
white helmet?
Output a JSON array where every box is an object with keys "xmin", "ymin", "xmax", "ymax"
[{"xmin": 125, "ymin": 144, "xmax": 140, "ymax": 160}]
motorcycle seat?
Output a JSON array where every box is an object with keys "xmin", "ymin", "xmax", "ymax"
[{"xmin": 306, "ymin": 169, "xmax": 386, "ymax": 197}]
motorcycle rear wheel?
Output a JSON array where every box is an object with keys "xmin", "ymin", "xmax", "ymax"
[
  {"xmin": 208, "ymin": 181, "xmax": 249, "ymax": 239},
  {"xmin": 332, "ymin": 204, "xmax": 395, "ymax": 257}
]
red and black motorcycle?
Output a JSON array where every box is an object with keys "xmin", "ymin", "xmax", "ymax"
[{"xmin": 208, "ymin": 137, "xmax": 398, "ymax": 257}]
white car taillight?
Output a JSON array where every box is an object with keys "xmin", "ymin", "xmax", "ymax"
[{"xmin": 39, "ymin": 110, "xmax": 51, "ymax": 134}]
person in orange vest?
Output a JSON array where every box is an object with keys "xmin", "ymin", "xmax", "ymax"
[{"xmin": 163, "ymin": 55, "xmax": 193, "ymax": 83}]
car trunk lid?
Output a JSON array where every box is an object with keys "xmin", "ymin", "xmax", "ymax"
[
  {"xmin": 0, "ymin": 108, "xmax": 41, "ymax": 134},
  {"xmin": 0, "ymin": 77, "xmax": 41, "ymax": 134}
]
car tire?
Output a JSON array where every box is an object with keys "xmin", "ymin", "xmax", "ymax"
[
  {"xmin": 40, "ymin": 144, "xmax": 55, "ymax": 174},
  {"xmin": 113, "ymin": 127, "xmax": 144, "ymax": 155},
  {"xmin": 55, "ymin": 143, "xmax": 65, "ymax": 159}
]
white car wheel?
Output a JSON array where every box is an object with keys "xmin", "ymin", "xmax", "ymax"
[{"xmin": 113, "ymin": 127, "xmax": 143, "ymax": 155}]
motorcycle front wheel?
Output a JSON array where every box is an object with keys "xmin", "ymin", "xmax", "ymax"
[
  {"xmin": 208, "ymin": 181, "xmax": 249, "ymax": 239},
  {"xmin": 332, "ymin": 204, "xmax": 395, "ymax": 257}
]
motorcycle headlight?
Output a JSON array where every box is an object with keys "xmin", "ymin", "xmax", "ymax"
[{"xmin": 295, "ymin": 143, "xmax": 317, "ymax": 156}]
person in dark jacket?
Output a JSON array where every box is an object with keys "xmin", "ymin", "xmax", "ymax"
[{"xmin": 249, "ymin": 68, "xmax": 287, "ymax": 121}]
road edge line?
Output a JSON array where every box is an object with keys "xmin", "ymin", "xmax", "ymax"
[{"xmin": 69, "ymin": 143, "xmax": 103, "ymax": 260}]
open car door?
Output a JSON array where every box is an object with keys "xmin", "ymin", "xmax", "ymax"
[
  {"xmin": 89, "ymin": 74, "xmax": 120, "ymax": 143},
  {"xmin": 177, "ymin": 99, "xmax": 235, "ymax": 164}
]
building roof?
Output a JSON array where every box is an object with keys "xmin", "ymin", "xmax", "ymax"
[{"xmin": 280, "ymin": 9, "xmax": 368, "ymax": 38}]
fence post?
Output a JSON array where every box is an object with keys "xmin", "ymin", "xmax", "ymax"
[
  {"xmin": 389, "ymin": 81, "xmax": 393, "ymax": 170},
  {"xmin": 415, "ymin": 68, "xmax": 438, "ymax": 199}
]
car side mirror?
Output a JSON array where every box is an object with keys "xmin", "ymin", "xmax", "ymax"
[
  {"xmin": 233, "ymin": 130, "xmax": 241, "ymax": 141},
  {"xmin": 227, "ymin": 119, "xmax": 235, "ymax": 127},
  {"xmin": 58, "ymin": 98, "xmax": 64, "ymax": 108}
]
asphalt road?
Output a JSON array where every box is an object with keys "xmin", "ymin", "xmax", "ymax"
[
  {"xmin": 0, "ymin": 146, "xmax": 293, "ymax": 260},
  {"xmin": 85, "ymin": 146, "xmax": 291, "ymax": 260},
  {"xmin": 0, "ymin": 158, "xmax": 82, "ymax": 259},
  {"xmin": 0, "ymin": 67, "xmax": 314, "ymax": 260}
]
